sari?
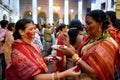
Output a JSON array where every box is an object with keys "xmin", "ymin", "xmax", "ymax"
[
  {"xmin": 56, "ymin": 35, "xmax": 66, "ymax": 71},
  {"xmin": 105, "ymin": 27, "xmax": 120, "ymax": 76},
  {"xmin": 80, "ymin": 37, "xmax": 118, "ymax": 80},
  {"xmin": 5, "ymin": 39, "xmax": 48, "ymax": 80},
  {"xmin": 56, "ymin": 35, "xmax": 66, "ymax": 80}
]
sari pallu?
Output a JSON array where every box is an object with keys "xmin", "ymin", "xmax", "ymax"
[
  {"xmin": 81, "ymin": 38, "xmax": 117, "ymax": 80},
  {"xmin": 5, "ymin": 40, "xmax": 48, "ymax": 80},
  {"xmin": 106, "ymin": 28, "xmax": 120, "ymax": 76}
]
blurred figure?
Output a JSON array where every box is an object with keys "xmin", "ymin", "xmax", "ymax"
[
  {"xmin": 43, "ymin": 23, "xmax": 54, "ymax": 56},
  {"xmin": 56, "ymin": 24, "xmax": 68, "ymax": 80},
  {"xmin": 67, "ymin": 19, "xmax": 83, "ymax": 80},
  {"xmin": 3, "ymin": 23, "xmax": 15, "ymax": 65},
  {"xmin": 105, "ymin": 11, "xmax": 120, "ymax": 80},
  {"xmin": 0, "ymin": 20, "xmax": 9, "ymax": 80},
  {"xmin": 32, "ymin": 24, "xmax": 43, "ymax": 51}
]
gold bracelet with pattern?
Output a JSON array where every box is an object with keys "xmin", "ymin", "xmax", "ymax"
[
  {"xmin": 56, "ymin": 71, "xmax": 60, "ymax": 80},
  {"xmin": 72, "ymin": 54, "xmax": 80, "ymax": 63}
]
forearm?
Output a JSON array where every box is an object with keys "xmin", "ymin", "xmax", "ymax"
[
  {"xmin": 77, "ymin": 59, "xmax": 97, "ymax": 78},
  {"xmin": 72, "ymin": 53, "xmax": 97, "ymax": 79},
  {"xmin": 33, "ymin": 71, "xmax": 66, "ymax": 80}
]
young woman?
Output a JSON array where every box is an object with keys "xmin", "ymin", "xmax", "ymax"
[{"xmin": 5, "ymin": 19, "xmax": 80, "ymax": 80}]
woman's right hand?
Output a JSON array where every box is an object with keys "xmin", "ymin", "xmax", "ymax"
[
  {"xmin": 54, "ymin": 45, "xmax": 75, "ymax": 57},
  {"xmin": 63, "ymin": 66, "xmax": 81, "ymax": 77}
]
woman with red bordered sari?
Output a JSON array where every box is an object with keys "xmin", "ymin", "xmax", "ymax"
[
  {"xmin": 105, "ymin": 11, "xmax": 120, "ymax": 79},
  {"xmin": 55, "ymin": 10, "xmax": 118, "ymax": 80},
  {"xmin": 5, "ymin": 19, "xmax": 80, "ymax": 80}
]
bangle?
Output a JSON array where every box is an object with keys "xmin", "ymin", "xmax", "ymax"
[
  {"xmin": 52, "ymin": 73, "xmax": 55, "ymax": 80},
  {"xmin": 72, "ymin": 54, "xmax": 80, "ymax": 63},
  {"xmin": 56, "ymin": 71, "xmax": 60, "ymax": 80},
  {"xmin": 54, "ymin": 72, "xmax": 57, "ymax": 80},
  {"xmin": 76, "ymin": 58, "xmax": 82, "ymax": 65}
]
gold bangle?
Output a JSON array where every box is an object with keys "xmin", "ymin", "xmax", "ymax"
[
  {"xmin": 56, "ymin": 71, "xmax": 60, "ymax": 80},
  {"xmin": 76, "ymin": 58, "xmax": 82, "ymax": 65},
  {"xmin": 54, "ymin": 72, "xmax": 57, "ymax": 80},
  {"xmin": 72, "ymin": 54, "xmax": 80, "ymax": 63}
]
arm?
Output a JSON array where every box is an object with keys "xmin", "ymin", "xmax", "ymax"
[
  {"xmin": 33, "ymin": 66, "xmax": 80, "ymax": 80},
  {"xmin": 54, "ymin": 47, "xmax": 98, "ymax": 79}
]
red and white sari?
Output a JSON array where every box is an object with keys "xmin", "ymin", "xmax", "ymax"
[{"xmin": 5, "ymin": 39, "xmax": 48, "ymax": 80}]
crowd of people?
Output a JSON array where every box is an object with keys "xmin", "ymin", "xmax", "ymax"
[{"xmin": 0, "ymin": 9, "xmax": 120, "ymax": 80}]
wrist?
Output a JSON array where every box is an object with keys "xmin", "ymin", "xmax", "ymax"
[{"xmin": 72, "ymin": 54, "xmax": 80, "ymax": 63}]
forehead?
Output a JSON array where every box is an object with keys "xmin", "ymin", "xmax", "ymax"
[
  {"xmin": 86, "ymin": 16, "xmax": 94, "ymax": 22},
  {"xmin": 25, "ymin": 22, "xmax": 35, "ymax": 29}
]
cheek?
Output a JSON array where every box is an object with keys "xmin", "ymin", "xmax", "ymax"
[
  {"xmin": 88, "ymin": 26, "xmax": 96, "ymax": 31},
  {"xmin": 26, "ymin": 31, "xmax": 33, "ymax": 39}
]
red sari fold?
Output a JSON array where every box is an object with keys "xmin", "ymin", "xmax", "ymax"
[
  {"xmin": 5, "ymin": 39, "xmax": 48, "ymax": 80},
  {"xmin": 81, "ymin": 38, "xmax": 117, "ymax": 80},
  {"xmin": 106, "ymin": 28, "xmax": 120, "ymax": 75}
]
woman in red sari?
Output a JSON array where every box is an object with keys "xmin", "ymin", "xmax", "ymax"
[
  {"xmin": 105, "ymin": 11, "xmax": 120, "ymax": 79},
  {"xmin": 5, "ymin": 19, "xmax": 80, "ymax": 80},
  {"xmin": 55, "ymin": 10, "xmax": 118, "ymax": 80}
]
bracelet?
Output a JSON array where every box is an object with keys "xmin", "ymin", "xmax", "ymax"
[
  {"xmin": 56, "ymin": 71, "xmax": 60, "ymax": 80},
  {"xmin": 76, "ymin": 58, "xmax": 82, "ymax": 65},
  {"xmin": 72, "ymin": 54, "xmax": 80, "ymax": 63},
  {"xmin": 52, "ymin": 73, "xmax": 55, "ymax": 80},
  {"xmin": 54, "ymin": 72, "xmax": 57, "ymax": 80},
  {"xmin": 54, "ymin": 71, "xmax": 60, "ymax": 80}
]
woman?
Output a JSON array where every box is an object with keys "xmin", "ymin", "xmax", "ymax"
[
  {"xmin": 55, "ymin": 10, "xmax": 118, "ymax": 80},
  {"xmin": 5, "ymin": 19, "xmax": 80, "ymax": 80},
  {"xmin": 105, "ymin": 11, "xmax": 120, "ymax": 79}
]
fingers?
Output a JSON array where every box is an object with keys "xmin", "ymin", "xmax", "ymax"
[{"xmin": 71, "ymin": 65, "xmax": 78, "ymax": 70}]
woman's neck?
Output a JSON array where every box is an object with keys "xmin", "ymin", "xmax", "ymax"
[
  {"xmin": 22, "ymin": 38, "xmax": 32, "ymax": 44},
  {"xmin": 92, "ymin": 31, "xmax": 103, "ymax": 42}
]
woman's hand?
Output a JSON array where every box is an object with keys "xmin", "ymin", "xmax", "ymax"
[
  {"xmin": 54, "ymin": 46, "xmax": 75, "ymax": 57},
  {"xmin": 63, "ymin": 66, "xmax": 81, "ymax": 77}
]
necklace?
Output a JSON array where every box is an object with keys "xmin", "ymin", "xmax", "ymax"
[{"xmin": 97, "ymin": 33, "xmax": 110, "ymax": 41}]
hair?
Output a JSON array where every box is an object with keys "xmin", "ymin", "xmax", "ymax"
[
  {"xmin": 105, "ymin": 11, "xmax": 120, "ymax": 31},
  {"xmin": 13, "ymin": 19, "xmax": 34, "ymax": 40},
  {"xmin": 86, "ymin": 10, "xmax": 109, "ymax": 31},
  {"xmin": 0, "ymin": 20, "xmax": 9, "ymax": 28},
  {"xmin": 55, "ymin": 23, "xmax": 66, "ymax": 38},
  {"xmin": 7, "ymin": 23, "xmax": 15, "ymax": 31},
  {"xmin": 57, "ymin": 23, "xmax": 66, "ymax": 31},
  {"xmin": 68, "ymin": 19, "xmax": 83, "ymax": 45},
  {"xmin": 69, "ymin": 19, "xmax": 83, "ymax": 31}
]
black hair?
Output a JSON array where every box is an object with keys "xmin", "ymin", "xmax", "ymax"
[
  {"xmin": 55, "ymin": 23, "xmax": 66, "ymax": 38},
  {"xmin": 69, "ymin": 19, "xmax": 83, "ymax": 31},
  {"xmin": 7, "ymin": 23, "xmax": 15, "ymax": 31},
  {"xmin": 57, "ymin": 23, "xmax": 66, "ymax": 31},
  {"xmin": 13, "ymin": 19, "xmax": 34, "ymax": 40},
  {"xmin": 68, "ymin": 19, "xmax": 83, "ymax": 45},
  {"xmin": 105, "ymin": 11, "xmax": 120, "ymax": 31},
  {"xmin": 86, "ymin": 10, "xmax": 109, "ymax": 31},
  {"xmin": 0, "ymin": 20, "xmax": 9, "ymax": 28}
]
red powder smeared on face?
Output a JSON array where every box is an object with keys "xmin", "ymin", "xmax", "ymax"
[
  {"xmin": 89, "ymin": 26, "xmax": 95, "ymax": 31},
  {"xmin": 26, "ymin": 31, "xmax": 33, "ymax": 39}
]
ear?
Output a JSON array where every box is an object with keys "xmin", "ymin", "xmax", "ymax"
[{"xmin": 19, "ymin": 29, "xmax": 24, "ymax": 36}]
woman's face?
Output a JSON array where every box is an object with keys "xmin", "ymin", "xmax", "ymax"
[
  {"xmin": 85, "ymin": 16, "xmax": 101, "ymax": 35},
  {"xmin": 22, "ymin": 22, "xmax": 36, "ymax": 40}
]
